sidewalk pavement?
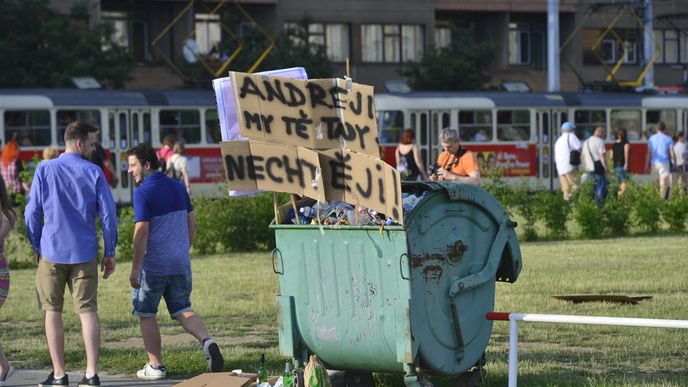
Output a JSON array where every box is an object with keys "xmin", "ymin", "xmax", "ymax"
[{"xmin": 5, "ymin": 369, "xmax": 181, "ymax": 386}]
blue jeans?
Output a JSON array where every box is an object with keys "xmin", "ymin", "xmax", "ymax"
[
  {"xmin": 132, "ymin": 271, "xmax": 193, "ymax": 318},
  {"xmin": 593, "ymin": 173, "xmax": 608, "ymax": 207}
]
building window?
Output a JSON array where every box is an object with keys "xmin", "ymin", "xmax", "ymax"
[
  {"xmin": 600, "ymin": 39, "xmax": 637, "ymax": 64},
  {"xmin": 362, "ymin": 24, "xmax": 424, "ymax": 63},
  {"xmin": 101, "ymin": 11, "xmax": 149, "ymax": 62},
  {"xmin": 286, "ymin": 22, "xmax": 350, "ymax": 62},
  {"xmin": 508, "ymin": 23, "xmax": 532, "ymax": 65},
  {"xmin": 434, "ymin": 26, "xmax": 451, "ymax": 49},
  {"xmin": 654, "ymin": 29, "xmax": 688, "ymax": 64},
  {"xmin": 195, "ymin": 13, "xmax": 221, "ymax": 55}
]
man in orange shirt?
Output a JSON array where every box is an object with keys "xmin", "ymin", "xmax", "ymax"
[{"xmin": 430, "ymin": 128, "xmax": 481, "ymax": 185}]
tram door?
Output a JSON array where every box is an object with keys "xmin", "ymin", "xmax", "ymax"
[
  {"xmin": 537, "ymin": 109, "xmax": 567, "ymax": 191},
  {"xmin": 107, "ymin": 109, "xmax": 149, "ymax": 203},
  {"xmin": 410, "ymin": 110, "xmax": 450, "ymax": 174}
]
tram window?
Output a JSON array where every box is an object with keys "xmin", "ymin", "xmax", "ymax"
[
  {"xmin": 4, "ymin": 110, "xmax": 51, "ymax": 146},
  {"xmin": 458, "ymin": 110, "xmax": 492, "ymax": 142},
  {"xmin": 611, "ymin": 109, "xmax": 642, "ymax": 141},
  {"xmin": 573, "ymin": 110, "xmax": 605, "ymax": 140},
  {"xmin": 57, "ymin": 110, "xmax": 101, "ymax": 146},
  {"xmin": 132, "ymin": 112, "xmax": 140, "ymax": 146},
  {"xmin": 143, "ymin": 113, "xmax": 152, "ymax": 145},
  {"xmin": 377, "ymin": 110, "xmax": 404, "ymax": 144},
  {"xmin": 645, "ymin": 109, "xmax": 676, "ymax": 138},
  {"xmin": 496, "ymin": 110, "xmax": 530, "ymax": 141},
  {"xmin": 205, "ymin": 109, "xmax": 221, "ymax": 144},
  {"xmin": 159, "ymin": 110, "xmax": 201, "ymax": 144}
]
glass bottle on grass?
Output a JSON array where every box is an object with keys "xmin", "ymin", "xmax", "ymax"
[
  {"xmin": 258, "ymin": 353, "xmax": 268, "ymax": 384},
  {"xmin": 282, "ymin": 361, "xmax": 294, "ymax": 387}
]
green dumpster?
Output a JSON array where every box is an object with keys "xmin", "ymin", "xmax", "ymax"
[{"xmin": 272, "ymin": 182, "xmax": 521, "ymax": 384}]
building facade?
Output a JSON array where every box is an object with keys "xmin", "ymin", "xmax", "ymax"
[{"xmin": 49, "ymin": 0, "xmax": 688, "ymax": 92}]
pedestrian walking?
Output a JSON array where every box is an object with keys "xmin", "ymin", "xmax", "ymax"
[
  {"xmin": 126, "ymin": 143, "xmax": 223, "ymax": 380},
  {"xmin": 25, "ymin": 121, "xmax": 118, "ymax": 387}
]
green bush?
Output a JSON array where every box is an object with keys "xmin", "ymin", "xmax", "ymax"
[
  {"xmin": 660, "ymin": 190, "xmax": 688, "ymax": 233},
  {"xmin": 116, "ymin": 206, "xmax": 135, "ymax": 261},
  {"xmin": 629, "ymin": 183, "xmax": 662, "ymax": 233},
  {"xmin": 193, "ymin": 193, "xmax": 277, "ymax": 254},
  {"xmin": 482, "ymin": 166, "xmax": 513, "ymax": 209},
  {"xmin": 572, "ymin": 181, "xmax": 605, "ymax": 239},
  {"xmin": 511, "ymin": 180, "xmax": 538, "ymax": 241},
  {"xmin": 602, "ymin": 191, "xmax": 632, "ymax": 237},
  {"xmin": 534, "ymin": 190, "xmax": 570, "ymax": 240}
]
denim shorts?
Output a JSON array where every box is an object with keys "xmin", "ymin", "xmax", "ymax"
[
  {"xmin": 132, "ymin": 271, "xmax": 193, "ymax": 318},
  {"xmin": 613, "ymin": 166, "xmax": 627, "ymax": 180}
]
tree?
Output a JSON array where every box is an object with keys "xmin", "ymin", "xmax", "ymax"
[
  {"xmin": 0, "ymin": 0, "xmax": 132, "ymax": 88},
  {"xmin": 216, "ymin": 17, "xmax": 334, "ymax": 78},
  {"xmin": 402, "ymin": 26, "xmax": 495, "ymax": 91}
]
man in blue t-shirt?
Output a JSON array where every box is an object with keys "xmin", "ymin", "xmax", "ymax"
[
  {"xmin": 126, "ymin": 144, "xmax": 223, "ymax": 380},
  {"xmin": 645, "ymin": 122, "xmax": 676, "ymax": 199}
]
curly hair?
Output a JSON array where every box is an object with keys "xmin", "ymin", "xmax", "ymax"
[{"xmin": 126, "ymin": 143, "xmax": 159, "ymax": 170}]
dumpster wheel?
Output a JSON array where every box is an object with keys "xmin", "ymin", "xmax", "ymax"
[{"xmin": 453, "ymin": 353, "xmax": 486, "ymax": 387}]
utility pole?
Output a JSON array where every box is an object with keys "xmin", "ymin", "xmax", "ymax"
[{"xmin": 547, "ymin": 0, "xmax": 560, "ymax": 92}]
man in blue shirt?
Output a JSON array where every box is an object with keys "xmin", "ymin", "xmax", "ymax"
[
  {"xmin": 126, "ymin": 143, "xmax": 223, "ymax": 380},
  {"xmin": 25, "ymin": 121, "xmax": 118, "ymax": 387},
  {"xmin": 645, "ymin": 122, "xmax": 676, "ymax": 199}
]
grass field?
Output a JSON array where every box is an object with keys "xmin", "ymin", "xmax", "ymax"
[{"xmin": 1, "ymin": 235, "xmax": 687, "ymax": 386}]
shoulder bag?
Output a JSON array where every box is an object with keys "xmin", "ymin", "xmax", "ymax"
[
  {"xmin": 586, "ymin": 139, "xmax": 605, "ymax": 175},
  {"xmin": 568, "ymin": 134, "xmax": 581, "ymax": 166}
]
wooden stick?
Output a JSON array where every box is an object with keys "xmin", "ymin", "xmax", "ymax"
[
  {"xmin": 273, "ymin": 192, "xmax": 280, "ymax": 224},
  {"xmin": 346, "ymin": 57, "xmax": 350, "ymax": 78},
  {"xmin": 291, "ymin": 194, "xmax": 300, "ymax": 224}
]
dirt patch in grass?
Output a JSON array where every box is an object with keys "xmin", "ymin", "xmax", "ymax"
[{"xmin": 104, "ymin": 333, "xmax": 267, "ymax": 349}]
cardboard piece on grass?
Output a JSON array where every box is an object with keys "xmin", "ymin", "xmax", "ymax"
[{"xmin": 173, "ymin": 372, "xmax": 254, "ymax": 387}]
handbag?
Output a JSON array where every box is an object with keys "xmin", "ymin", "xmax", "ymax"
[
  {"xmin": 586, "ymin": 139, "xmax": 605, "ymax": 175},
  {"xmin": 568, "ymin": 134, "xmax": 581, "ymax": 166}
]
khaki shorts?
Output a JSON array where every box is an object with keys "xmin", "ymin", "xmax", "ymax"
[{"xmin": 36, "ymin": 258, "xmax": 98, "ymax": 313}]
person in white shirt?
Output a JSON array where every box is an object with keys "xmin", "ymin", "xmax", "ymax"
[
  {"xmin": 167, "ymin": 141, "xmax": 191, "ymax": 195},
  {"xmin": 673, "ymin": 131, "xmax": 687, "ymax": 192},
  {"xmin": 581, "ymin": 126, "xmax": 608, "ymax": 206},
  {"xmin": 554, "ymin": 121, "xmax": 581, "ymax": 200}
]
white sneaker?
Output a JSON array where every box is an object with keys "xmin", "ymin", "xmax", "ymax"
[
  {"xmin": 201, "ymin": 338, "xmax": 224, "ymax": 372},
  {"xmin": 136, "ymin": 363, "xmax": 166, "ymax": 380}
]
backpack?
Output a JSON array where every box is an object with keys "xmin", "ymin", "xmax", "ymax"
[
  {"xmin": 157, "ymin": 147, "xmax": 174, "ymax": 173},
  {"xmin": 165, "ymin": 154, "xmax": 182, "ymax": 181}
]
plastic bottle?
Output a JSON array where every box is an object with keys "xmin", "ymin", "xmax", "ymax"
[{"xmin": 258, "ymin": 353, "xmax": 268, "ymax": 384}]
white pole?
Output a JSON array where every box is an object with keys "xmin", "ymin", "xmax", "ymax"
[
  {"xmin": 547, "ymin": 0, "xmax": 560, "ymax": 92},
  {"xmin": 518, "ymin": 313, "xmax": 688, "ymax": 329},
  {"xmin": 500, "ymin": 313, "xmax": 688, "ymax": 386},
  {"xmin": 508, "ymin": 314, "xmax": 520, "ymax": 387}
]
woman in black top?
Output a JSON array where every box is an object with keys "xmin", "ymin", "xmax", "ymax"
[
  {"xmin": 395, "ymin": 129, "xmax": 427, "ymax": 181},
  {"xmin": 609, "ymin": 128, "xmax": 630, "ymax": 195}
]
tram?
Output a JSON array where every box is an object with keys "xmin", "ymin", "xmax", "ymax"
[
  {"xmin": 376, "ymin": 91, "xmax": 688, "ymax": 189},
  {"xmin": 1, "ymin": 88, "xmax": 686, "ymax": 204},
  {"xmin": 0, "ymin": 89, "xmax": 223, "ymax": 204}
]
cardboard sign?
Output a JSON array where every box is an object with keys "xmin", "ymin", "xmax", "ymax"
[
  {"xmin": 221, "ymin": 140, "xmax": 326, "ymax": 201},
  {"xmin": 230, "ymin": 72, "xmax": 379, "ymax": 157},
  {"xmin": 317, "ymin": 148, "xmax": 403, "ymax": 223},
  {"xmin": 221, "ymin": 141, "xmax": 402, "ymax": 224}
]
